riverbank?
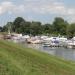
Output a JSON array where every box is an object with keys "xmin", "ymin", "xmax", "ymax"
[{"xmin": 0, "ymin": 40, "xmax": 75, "ymax": 75}]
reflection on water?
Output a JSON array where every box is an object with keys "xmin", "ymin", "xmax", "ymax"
[{"xmin": 24, "ymin": 44, "xmax": 75, "ymax": 61}]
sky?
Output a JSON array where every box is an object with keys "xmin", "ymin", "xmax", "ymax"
[{"xmin": 0, "ymin": 0, "xmax": 75, "ymax": 26}]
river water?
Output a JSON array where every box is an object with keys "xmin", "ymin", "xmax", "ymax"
[{"xmin": 24, "ymin": 44, "xmax": 75, "ymax": 61}]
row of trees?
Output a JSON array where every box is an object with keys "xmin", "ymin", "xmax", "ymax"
[{"xmin": 1, "ymin": 17, "xmax": 75, "ymax": 38}]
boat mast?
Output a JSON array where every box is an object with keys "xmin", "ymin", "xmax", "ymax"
[{"xmin": 8, "ymin": 22, "xmax": 11, "ymax": 35}]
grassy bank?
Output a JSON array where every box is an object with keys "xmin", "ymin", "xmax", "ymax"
[{"xmin": 0, "ymin": 40, "xmax": 75, "ymax": 75}]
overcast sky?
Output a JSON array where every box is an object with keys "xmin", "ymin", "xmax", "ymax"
[{"xmin": 0, "ymin": 0, "xmax": 75, "ymax": 26}]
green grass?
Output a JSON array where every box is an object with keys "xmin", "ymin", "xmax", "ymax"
[{"xmin": 0, "ymin": 40, "xmax": 75, "ymax": 75}]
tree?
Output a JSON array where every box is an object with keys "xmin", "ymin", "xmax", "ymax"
[
  {"xmin": 30, "ymin": 21, "xmax": 42, "ymax": 35},
  {"xmin": 13, "ymin": 17, "xmax": 25, "ymax": 33},
  {"xmin": 21, "ymin": 21, "xmax": 31, "ymax": 34},
  {"xmin": 2, "ymin": 22, "xmax": 13, "ymax": 33},
  {"xmin": 53, "ymin": 17, "xmax": 67, "ymax": 35},
  {"xmin": 67, "ymin": 23, "xmax": 75, "ymax": 38},
  {"xmin": 3, "ymin": 16, "xmax": 70, "ymax": 36},
  {"xmin": 43, "ymin": 24, "xmax": 53, "ymax": 35},
  {"xmin": 0, "ymin": 26, "xmax": 2, "ymax": 32}
]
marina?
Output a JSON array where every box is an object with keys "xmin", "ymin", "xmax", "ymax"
[
  {"xmin": 5, "ymin": 34, "xmax": 75, "ymax": 48},
  {"xmin": 2, "ymin": 33, "xmax": 75, "ymax": 61}
]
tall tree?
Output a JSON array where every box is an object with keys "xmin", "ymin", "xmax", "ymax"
[
  {"xmin": 67, "ymin": 23, "xmax": 75, "ymax": 38},
  {"xmin": 13, "ymin": 17, "xmax": 25, "ymax": 33},
  {"xmin": 43, "ymin": 24, "xmax": 53, "ymax": 35},
  {"xmin": 53, "ymin": 17, "xmax": 67, "ymax": 35},
  {"xmin": 21, "ymin": 21, "xmax": 31, "ymax": 34},
  {"xmin": 30, "ymin": 21, "xmax": 42, "ymax": 35}
]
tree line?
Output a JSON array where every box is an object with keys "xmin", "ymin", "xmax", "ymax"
[{"xmin": 1, "ymin": 17, "xmax": 75, "ymax": 38}]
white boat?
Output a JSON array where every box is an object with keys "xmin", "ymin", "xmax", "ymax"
[
  {"xmin": 11, "ymin": 34, "xmax": 29, "ymax": 43},
  {"xmin": 65, "ymin": 40, "xmax": 75, "ymax": 49},
  {"xmin": 43, "ymin": 42, "xmax": 51, "ymax": 47},
  {"xmin": 27, "ymin": 36, "xmax": 42, "ymax": 44}
]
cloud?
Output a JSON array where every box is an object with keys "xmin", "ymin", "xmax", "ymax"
[
  {"xmin": 0, "ymin": 0, "xmax": 75, "ymax": 23},
  {"xmin": 23, "ymin": 0, "xmax": 75, "ymax": 22},
  {"xmin": 0, "ymin": 1, "xmax": 25, "ymax": 15},
  {"xmin": 0, "ymin": 0, "xmax": 75, "ymax": 16},
  {"xmin": 23, "ymin": 0, "xmax": 75, "ymax": 16}
]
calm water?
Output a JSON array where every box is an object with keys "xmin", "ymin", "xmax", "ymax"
[{"xmin": 24, "ymin": 44, "xmax": 75, "ymax": 61}]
